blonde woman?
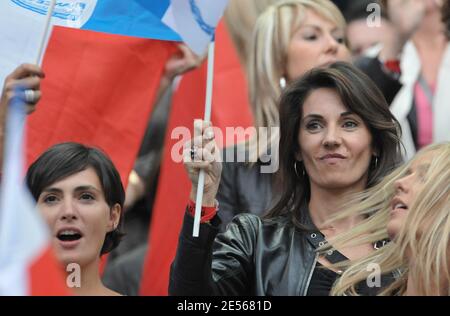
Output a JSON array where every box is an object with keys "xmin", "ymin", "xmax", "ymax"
[
  {"xmin": 326, "ymin": 142, "xmax": 450, "ymax": 296},
  {"xmin": 217, "ymin": 0, "xmax": 351, "ymax": 228},
  {"xmin": 224, "ymin": 0, "xmax": 282, "ymax": 66}
]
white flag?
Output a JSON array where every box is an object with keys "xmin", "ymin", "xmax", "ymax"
[
  {"xmin": 163, "ymin": 0, "xmax": 229, "ymax": 55},
  {"xmin": 0, "ymin": 94, "xmax": 49, "ymax": 295}
]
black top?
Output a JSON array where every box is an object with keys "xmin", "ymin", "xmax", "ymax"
[
  {"xmin": 306, "ymin": 262, "xmax": 395, "ymax": 296},
  {"xmin": 306, "ymin": 263, "xmax": 339, "ymax": 296}
]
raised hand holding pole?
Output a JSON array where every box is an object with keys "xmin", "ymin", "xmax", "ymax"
[{"xmin": 193, "ymin": 40, "xmax": 215, "ymax": 237}]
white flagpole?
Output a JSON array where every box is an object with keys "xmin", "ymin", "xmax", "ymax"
[
  {"xmin": 36, "ymin": 0, "xmax": 57, "ymax": 66},
  {"xmin": 193, "ymin": 41, "xmax": 215, "ymax": 237}
]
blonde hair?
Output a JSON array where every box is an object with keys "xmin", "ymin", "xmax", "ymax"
[
  {"xmin": 224, "ymin": 0, "xmax": 282, "ymax": 67},
  {"xmin": 325, "ymin": 143, "xmax": 450, "ymax": 296},
  {"xmin": 246, "ymin": 0, "xmax": 347, "ymax": 160}
]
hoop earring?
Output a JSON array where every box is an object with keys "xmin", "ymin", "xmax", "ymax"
[
  {"xmin": 294, "ymin": 161, "xmax": 305, "ymax": 178},
  {"xmin": 280, "ymin": 77, "xmax": 286, "ymax": 89},
  {"xmin": 374, "ymin": 156, "xmax": 378, "ymax": 169}
]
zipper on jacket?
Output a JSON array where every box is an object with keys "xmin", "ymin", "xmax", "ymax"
[{"xmin": 302, "ymin": 252, "xmax": 319, "ymax": 296}]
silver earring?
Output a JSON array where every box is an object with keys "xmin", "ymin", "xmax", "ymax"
[
  {"xmin": 280, "ymin": 77, "xmax": 286, "ymax": 89},
  {"xmin": 374, "ymin": 156, "xmax": 378, "ymax": 169}
]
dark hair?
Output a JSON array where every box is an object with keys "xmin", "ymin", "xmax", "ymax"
[
  {"xmin": 344, "ymin": 0, "xmax": 387, "ymax": 23},
  {"xmin": 443, "ymin": 0, "xmax": 450, "ymax": 39},
  {"xmin": 26, "ymin": 142, "xmax": 125, "ymax": 255},
  {"xmin": 266, "ymin": 62, "xmax": 402, "ymax": 230}
]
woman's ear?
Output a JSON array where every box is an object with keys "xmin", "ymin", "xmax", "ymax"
[
  {"xmin": 109, "ymin": 204, "xmax": 122, "ymax": 232},
  {"xmin": 295, "ymin": 152, "xmax": 302, "ymax": 162},
  {"xmin": 372, "ymin": 145, "xmax": 380, "ymax": 158}
]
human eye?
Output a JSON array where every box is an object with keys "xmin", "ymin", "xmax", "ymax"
[
  {"xmin": 335, "ymin": 36, "xmax": 346, "ymax": 44},
  {"xmin": 305, "ymin": 120, "xmax": 323, "ymax": 131},
  {"xmin": 342, "ymin": 120, "xmax": 358, "ymax": 129},
  {"xmin": 333, "ymin": 34, "xmax": 347, "ymax": 44},
  {"xmin": 79, "ymin": 192, "xmax": 95, "ymax": 201},
  {"xmin": 43, "ymin": 194, "xmax": 59, "ymax": 204},
  {"xmin": 304, "ymin": 33, "xmax": 318, "ymax": 40},
  {"xmin": 417, "ymin": 165, "xmax": 430, "ymax": 182},
  {"xmin": 332, "ymin": 29, "xmax": 346, "ymax": 44},
  {"xmin": 303, "ymin": 30, "xmax": 319, "ymax": 41},
  {"xmin": 300, "ymin": 28, "xmax": 319, "ymax": 41}
]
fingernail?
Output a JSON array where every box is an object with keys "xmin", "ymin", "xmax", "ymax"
[{"xmin": 194, "ymin": 119, "xmax": 203, "ymax": 130}]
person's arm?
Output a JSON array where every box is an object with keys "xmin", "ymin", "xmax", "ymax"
[
  {"xmin": 169, "ymin": 119, "xmax": 221, "ymax": 295},
  {"xmin": 378, "ymin": 0, "xmax": 426, "ymax": 62},
  {"xmin": 124, "ymin": 45, "xmax": 203, "ymax": 210},
  {"xmin": 356, "ymin": 0, "xmax": 427, "ymax": 105},
  {"xmin": 0, "ymin": 63, "xmax": 44, "ymax": 167},
  {"xmin": 169, "ymin": 211, "xmax": 257, "ymax": 296},
  {"xmin": 154, "ymin": 44, "xmax": 203, "ymax": 105},
  {"xmin": 169, "ymin": 120, "xmax": 255, "ymax": 296},
  {"xmin": 169, "ymin": 211, "xmax": 221, "ymax": 296}
]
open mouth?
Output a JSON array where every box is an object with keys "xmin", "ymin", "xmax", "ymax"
[
  {"xmin": 391, "ymin": 196, "xmax": 409, "ymax": 212},
  {"xmin": 392, "ymin": 203, "xmax": 408, "ymax": 211},
  {"xmin": 57, "ymin": 230, "xmax": 82, "ymax": 242}
]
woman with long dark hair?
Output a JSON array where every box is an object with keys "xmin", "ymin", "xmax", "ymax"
[{"xmin": 169, "ymin": 62, "xmax": 402, "ymax": 296}]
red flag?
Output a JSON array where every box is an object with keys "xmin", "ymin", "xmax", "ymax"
[
  {"xmin": 140, "ymin": 21, "xmax": 254, "ymax": 295},
  {"xmin": 29, "ymin": 246, "xmax": 71, "ymax": 296},
  {"xmin": 26, "ymin": 26, "xmax": 177, "ymax": 188}
]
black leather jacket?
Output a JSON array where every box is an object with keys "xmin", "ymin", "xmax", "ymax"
[
  {"xmin": 169, "ymin": 212, "xmax": 319, "ymax": 296},
  {"xmin": 169, "ymin": 57, "xmax": 401, "ymax": 296},
  {"xmin": 217, "ymin": 157, "xmax": 274, "ymax": 232}
]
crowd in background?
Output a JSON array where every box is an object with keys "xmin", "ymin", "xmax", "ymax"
[{"xmin": 1, "ymin": 0, "xmax": 449, "ymax": 296}]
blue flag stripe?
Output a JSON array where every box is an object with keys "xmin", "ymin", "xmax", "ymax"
[
  {"xmin": 82, "ymin": 0, "xmax": 181, "ymax": 42},
  {"xmin": 139, "ymin": 0, "xmax": 171, "ymax": 19}
]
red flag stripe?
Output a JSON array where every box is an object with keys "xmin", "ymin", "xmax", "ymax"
[
  {"xmin": 29, "ymin": 245, "xmax": 71, "ymax": 296},
  {"xmin": 26, "ymin": 26, "xmax": 177, "ymax": 188},
  {"xmin": 140, "ymin": 21, "xmax": 254, "ymax": 295}
]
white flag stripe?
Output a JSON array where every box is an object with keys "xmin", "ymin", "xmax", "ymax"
[
  {"xmin": 0, "ymin": 1, "xmax": 100, "ymax": 91},
  {"xmin": 163, "ymin": 0, "xmax": 229, "ymax": 55}
]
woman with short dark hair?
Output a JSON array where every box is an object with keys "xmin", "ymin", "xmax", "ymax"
[{"xmin": 26, "ymin": 142, "xmax": 125, "ymax": 296}]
